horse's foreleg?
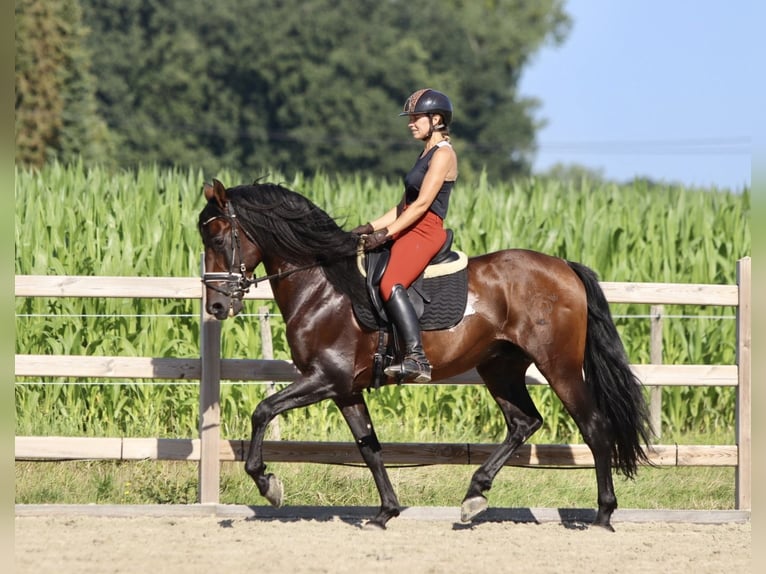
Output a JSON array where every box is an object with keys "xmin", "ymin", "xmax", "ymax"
[
  {"xmin": 335, "ymin": 394, "xmax": 400, "ymax": 530},
  {"xmin": 244, "ymin": 376, "xmax": 335, "ymax": 507},
  {"xmin": 461, "ymin": 360, "xmax": 542, "ymax": 522}
]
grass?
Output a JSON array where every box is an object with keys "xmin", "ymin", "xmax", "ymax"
[
  {"xmin": 15, "ymin": 458, "xmax": 736, "ymax": 511},
  {"xmin": 16, "ymin": 426, "xmax": 736, "ymax": 510}
]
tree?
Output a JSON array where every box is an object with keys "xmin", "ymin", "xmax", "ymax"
[
  {"xmin": 80, "ymin": 0, "xmax": 570, "ymax": 180},
  {"xmin": 81, "ymin": 0, "xmax": 253, "ymax": 172},
  {"xmin": 16, "ymin": 0, "xmax": 65, "ymax": 167},
  {"xmin": 401, "ymin": 0, "xmax": 571, "ymax": 180},
  {"xmin": 15, "ymin": 0, "xmax": 112, "ymax": 167}
]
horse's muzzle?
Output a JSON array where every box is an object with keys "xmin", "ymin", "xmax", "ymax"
[
  {"xmin": 205, "ymin": 294, "xmax": 243, "ymax": 319},
  {"xmin": 202, "ymin": 273, "xmax": 248, "ymax": 319}
]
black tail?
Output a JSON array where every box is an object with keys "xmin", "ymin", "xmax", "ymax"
[{"xmin": 567, "ymin": 261, "xmax": 653, "ymax": 477}]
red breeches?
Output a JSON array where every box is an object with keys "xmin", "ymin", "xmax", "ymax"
[{"xmin": 380, "ymin": 210, "xmax": 446, "ymax": 301}]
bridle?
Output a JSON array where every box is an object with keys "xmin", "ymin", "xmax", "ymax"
[
  {"xmin": 200, "ymin": 201, "xmax": 256, "ymax": 301},
  {"xmin": 200, "ymin": 201, "xmax": 321, "ymax": 301}
]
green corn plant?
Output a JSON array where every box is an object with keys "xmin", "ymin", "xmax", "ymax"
[{"xmin": 15, "ymin": 162, "xmax": 750, "ymax": 443}]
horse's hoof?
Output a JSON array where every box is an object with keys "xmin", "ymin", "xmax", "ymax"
[
  {"xmin": 264, "ymin": 474, "xmax": 284, "ymax": 508},
  {"xmin": 460, "ymin": 495, "xmax": 488, "ymax": 522},
  {"xmin": 362, "ymin": 520, "xmax": 386, "ymax": 531},
  {"xmin": 592, "ymin": 509, "xmax": 616, "ymax": 532}
]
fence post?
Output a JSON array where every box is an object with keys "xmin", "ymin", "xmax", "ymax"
[
  {"xmin": 259, "ymin": 306, "xmax": 280, "ymax": 440},
  {"xmin": 199, "ymin": 255, "xmax": 221, "ymax": 504},
  {"xmin": 649, "ymin": 305, "xmax": 663, "ymax": 439},
  {"xmin": 735, "ymin": 256, "xmax": 751, "ymax": 510}
]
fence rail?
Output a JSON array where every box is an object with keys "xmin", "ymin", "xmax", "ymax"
[
  {"xmin": 12, "ymin": 355, "xmax": 740, "ymax": 387},
  {"xmin": 14, "ymin": 256, "xmax": 751, "ymax": 510},
  {"xmin": 15, "ymin": 437, "xmax": 738, "ymax": 467}
]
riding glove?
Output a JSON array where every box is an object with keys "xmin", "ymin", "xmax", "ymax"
[
  {"xmin": 350, "ymin": 222, "xmax": 374, "ymax": 236},
  {"xmin": 363, "ymin": 228, "xmax": 390, "ymax": 251}
]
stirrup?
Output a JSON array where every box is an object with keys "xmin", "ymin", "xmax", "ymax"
[{"xmin": 384, "ymin": 356, "xmax": 432, "ymax": 383}]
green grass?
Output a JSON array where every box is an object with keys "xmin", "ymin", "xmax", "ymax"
[{"xmin": 15, "ymin": 458, "xmax": 736, "ymax": 511}]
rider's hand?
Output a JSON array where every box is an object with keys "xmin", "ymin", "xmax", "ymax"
[
  {"xmin": 351, "ymin": 222, "xmax": 374, "ymax": 236},
  {"xmin": 363, "ymin": 228, "xmax": 390, "ymax": 251}
]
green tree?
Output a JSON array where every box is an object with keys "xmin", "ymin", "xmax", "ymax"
[
  {"xmin": 16, "ymin": 0, "xmax": 64, "ymax": 166},
  {"xmin": 15, "ymin": 0, "xmax": 112, "ymax": 167},
  {"xmin": 81, "ymin": 0, "xmax": 249, "ymax": 172},
  {"xmin": 81, "ymin": 0, "xmax": 570, "ymax": 180}
]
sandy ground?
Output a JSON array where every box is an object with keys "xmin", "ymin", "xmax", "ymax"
[{"xmin": 15, "ymin": 510, "xmax": 751, "ymax": 574}]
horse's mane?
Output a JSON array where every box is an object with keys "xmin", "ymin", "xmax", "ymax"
[{"xmin": 227, "ymin": 182, "xmax": 367, "ymax": 303}]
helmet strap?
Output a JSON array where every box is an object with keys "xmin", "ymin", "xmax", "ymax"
[{"xmin": 423, "ymin": 114, "xmax": 446, "ymax": 140}]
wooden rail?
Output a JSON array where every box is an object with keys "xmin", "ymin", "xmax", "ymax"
[
  {"xmin": 14, "ymin": 256, "xmax": 751, "ymax": 511},
  {"xmin": 14, "ymin": 437, "xmax": 738, "ymax": 467},
  {"xmin": 12, "ymin": 355, "xmax": 740, "ymax": 387}
]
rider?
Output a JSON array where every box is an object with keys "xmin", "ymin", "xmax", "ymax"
[{"xmin": 352, "ymin": 88, "xmax": 458, "ymax": 383}]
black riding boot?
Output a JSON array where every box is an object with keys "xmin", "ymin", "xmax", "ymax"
[{"xmin": 383, "ymin": 284, "xmax": 432, "ymax": 383}]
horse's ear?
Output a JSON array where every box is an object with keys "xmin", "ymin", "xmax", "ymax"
[{"xmin": 203, "ymin": 179, "xmax": 228, "ymax": 208}]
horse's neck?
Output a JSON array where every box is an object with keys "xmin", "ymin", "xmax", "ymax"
[{"xmin": 264, "ymin": 260, "xmax": 338, "ymax": 319}]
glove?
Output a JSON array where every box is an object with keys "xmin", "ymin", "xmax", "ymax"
[
  {"xmin": 351, "ymin": 222, "xmax": 374, "ymax": 236},
  {"xmin": 363, "ymin": 228, "xmax": 390, "ymax": 251}
]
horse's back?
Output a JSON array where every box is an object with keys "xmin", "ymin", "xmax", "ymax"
[{"xmin": 467, "ymin": 248, "xmax": 584, "ymax": 297}]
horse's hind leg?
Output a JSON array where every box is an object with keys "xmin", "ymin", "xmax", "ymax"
[
  {"xmin": 461, "ymin": 356, "xmax": 543, "ymax": 522},
  {"xmin": 335, "ymin": 394, "xmax": 401, "ymax": 530},
  {"xmin": 543, "ymin": 363, "xmax": 618, "ymax": 531}
]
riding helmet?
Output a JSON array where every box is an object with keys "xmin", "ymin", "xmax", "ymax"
[{"xmin": 399, "ymin": 88, "xmax": 453, "ymax": 127}]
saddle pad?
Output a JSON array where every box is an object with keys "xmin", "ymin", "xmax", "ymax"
[{"xmin": 352, "ymin": 267, "xmax": 468, "ymax": 331}]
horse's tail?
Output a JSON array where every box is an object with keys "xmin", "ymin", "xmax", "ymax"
[{"xmin": 567, "ymin": 260, "xmax": 653, "ymax": 477}]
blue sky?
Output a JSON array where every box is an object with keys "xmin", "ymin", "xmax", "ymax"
[{"xmin": 519, "ymin": 0, "xmax": 754, "ymax": 190}]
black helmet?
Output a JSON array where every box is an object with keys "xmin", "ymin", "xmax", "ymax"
[{"xmin": 399, "ymin": 88, "xmax": 453, "ymax": 127}]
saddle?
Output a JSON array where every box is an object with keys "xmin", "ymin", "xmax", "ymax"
[
  {"xmin": 359, "ymin": 229, "xmax": 468, "ymax": 323},
  {"xmin": 352, "ymin": 230, "xmax": 468, "ymax": 388},
  {"xmin": 353, "ymin": 229, "xmax": 468, "ymax": 389}
]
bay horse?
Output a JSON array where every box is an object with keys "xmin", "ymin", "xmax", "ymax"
[{"xmin": 198, "ymin": 178, "xmax": 652, "ymax": 530}]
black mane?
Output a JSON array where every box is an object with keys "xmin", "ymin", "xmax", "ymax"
[{"xmin": 224, "ymin": 182, "xmax": 367, "ymax": 302}]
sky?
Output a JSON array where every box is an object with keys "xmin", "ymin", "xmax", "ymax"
[{"xmin": 519, "ymin": 0, "xmax": 754, "ymax": 190}]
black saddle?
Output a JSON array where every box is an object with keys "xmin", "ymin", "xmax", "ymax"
[{"xmin": 352, "ymin": 229, "xmax": 468, "ymax": 332}]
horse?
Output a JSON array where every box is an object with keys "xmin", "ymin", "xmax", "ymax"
[{"xmin": 198, "ymin": 178, "xmax": 653, "ymax": 531}]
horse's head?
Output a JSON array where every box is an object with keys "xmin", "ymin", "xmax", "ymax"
[{"xmin": 199, "ymin": 179, "xmax": 263, "ymax": 319}]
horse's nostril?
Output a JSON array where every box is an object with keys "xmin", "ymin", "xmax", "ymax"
[{"xmin": 208, "ymin": 301, "xmax": 226, "ymax": 316}]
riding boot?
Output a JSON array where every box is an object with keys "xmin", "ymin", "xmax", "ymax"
[{"xmin": 383, "ymin": 284, "xmax": 432, "ymax": 383}]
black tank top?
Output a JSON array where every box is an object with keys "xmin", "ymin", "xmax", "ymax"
[{"xmin": 400, "ymin": 141, "xmax": 454, "ymax": 220}]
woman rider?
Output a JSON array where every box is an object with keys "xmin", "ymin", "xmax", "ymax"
[{"xmin": 352, "ymin": 88, "xmax": 457, "ymax": 383}]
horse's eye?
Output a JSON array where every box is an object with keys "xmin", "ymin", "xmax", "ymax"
[{"xmin": 208, "ymin": 235, "xmax": 226, "ymax": 249}]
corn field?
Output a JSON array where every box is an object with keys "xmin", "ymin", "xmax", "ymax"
[{"xmin": 15, "ymin": 161, "xmax": 750, "ymax": 444}]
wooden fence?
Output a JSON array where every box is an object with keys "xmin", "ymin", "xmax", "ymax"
[{"xmin": 14, "ymin": 256, "xmax": 751, "ymax": 511}]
